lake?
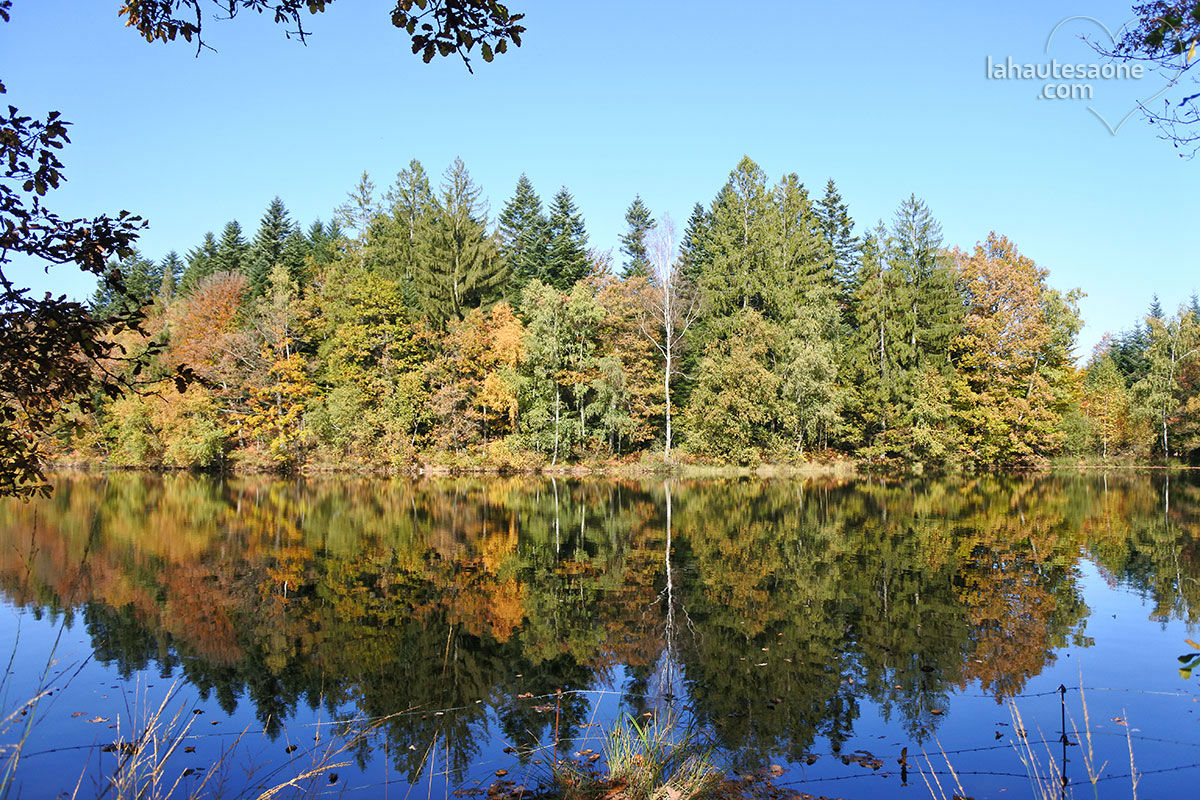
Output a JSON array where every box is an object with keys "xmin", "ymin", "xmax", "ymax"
[{"xmin": 2, "ymin": 471, "xmax": 1199, "ymax": 799}]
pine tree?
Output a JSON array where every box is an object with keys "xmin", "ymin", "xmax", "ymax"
[
  {"xmin": 248, "ymin": 197, "xmax": 303, "ymax": 295},
  {"xmin": 158, "ymin": 251, "xmax": 182, "ymax": 305},
  {"xmin": 412, "ymin": 158, "xmax": 508, "ymax": 325},
  {"xmin": 544, "ymin": 187, "xmax": 591, "ymax": 289},
  {"xmin": 212, "ymin": 221, "xmax": 250, "ymax": 276},
  {"xmin": 497, "ymin": 174, "xmax": 549, "ymax": 288},
  {"xmin": 619, "ymin": 195, "xmax": 655, "ymax": 279},
  {"xmin": 180, "ymin": 232, "xmax": 219, "ymax": 296}
]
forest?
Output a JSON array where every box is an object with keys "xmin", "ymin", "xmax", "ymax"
[{"xmin": 64, "ymin": 155, "xmax": 1200, "ymax": 473}]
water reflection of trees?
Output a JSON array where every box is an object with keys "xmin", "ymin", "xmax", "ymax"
[{"xmin": 0, "ymin": 471, "xmax": 1197, "ymax": 772}]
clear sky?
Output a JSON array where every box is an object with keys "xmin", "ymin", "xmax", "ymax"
[{"xmin": 2, "ymin": 0, "xmax": 1195, "ymax": 355}]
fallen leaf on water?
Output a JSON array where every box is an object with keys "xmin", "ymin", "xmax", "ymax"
[
  {"xmin": 769, "ymin": 764, "xmax": 784, "ymax": 777},
  {"xmin": 87, "ymin": 716, "xmax": 109, "ymax": 723},
  {"xmin": 1112, "ymin": 717, "xmax": 1127, "ymax": 726},
  {"xmin": 494, "ymin": 770, "xmax": 508, "ymax": 777},
  {"xmin": 71, "ymin": 712, "xmax": 87, "ymax": 718},
  {"xmin": 184, "ymin": 747, "xmax": 195, "ymax": 753}
]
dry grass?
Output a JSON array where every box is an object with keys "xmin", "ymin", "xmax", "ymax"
[{"xmin": 550, "ymin": 711, "xmax": 722, "ymax": 800}]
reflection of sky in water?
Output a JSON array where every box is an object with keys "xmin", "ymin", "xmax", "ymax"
[{"xmin": 1, "ymin": 473, "xmax": 1200, "ymax": 799}]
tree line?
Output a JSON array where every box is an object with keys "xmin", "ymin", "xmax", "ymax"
[{"xmin": 65, "ymin": 155, "xmax": 1200, "ymax": 471}]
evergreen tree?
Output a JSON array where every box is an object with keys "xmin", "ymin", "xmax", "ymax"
[
  {"xmin": 677, "ymin": 202, "xmax": 712, "ymax": 284},
  {"xmin": 815, "ymin": 178, "xmax": 860, "ymax": 305},
  {"xmin": 371, "ymin": 160, "xmax": 435, "ymax": 289},
  {"xmin": 92, "ymin": 249, "xmax": 161, "ymax": 315},
  {"xmin": 335, "ymin": 171, "xmax": 380, "ymax": 263},
  {"xmin": 1149, "ymin": 294, "xmax": 1164, "ymax": 321},
  {"xmin": 699, "ymin": 156, "xmax": 771, "ymax": 317},
  {"xmin": 619, "ymin": 195, "xmax": 655, "ymax": 279},
  {"xmin": 306, "ymin": 220, "xmax": 343, "ymax": 270},
  {"xmin": 212, "ymin": 221, "xmax": 250, "ymax": 275},
  {"xmin": 544, "ymin": 187, "xmax": 591, "ymax": 289},
  {"xmin": 158, "ymin": 251, "xmax": 182, "ymax": 305},
  {"xmin": 412, "ymin": 158, "xmax": 508, "ymax": 325},
  {"xmin": 497, "ymin": 174, "xmax": 549, "ymax": 289},
  {"xmin": 248, "ymin": 197, "xmax": 303, "ymax": 295},
  {"xmin": 889, "ymin": 195, "xmax": 960, "ymax": 369},
  {"xmin": 180, "ymin": 232, "xmax": 219, "ymax": 296}
]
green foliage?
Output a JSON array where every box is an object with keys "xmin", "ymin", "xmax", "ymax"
[
  {"xmin": 619, "ymin": 195, "xmax": 655, "ymax": 279},
  {"xmin": 38, "ymin": 153, "xmax": 1180, "ymax": 475},
  {"xmin": 683, "ymin": 309, "xmax": 783, "ymax": 463},
  {"xmin": 180, "ymin": 232, "xmax": 219, "ymax": 296},
  {"xmin": 497, "ymin": 173, "xmax": 549, "ymax": 290},
  {"xmin": 410, "ymin": 158, "xmax": 507, "ymax": 325},
  {"xmin": 213, "ymin": 220, "xmax": 250, "ymax": 276},
  {"xmin": 91, "ymin": 249, "xmax": 161, "ymax": 315},
  {"xmin": 248, "ymin": 196, "xmax": 306, "ymax": 296},
  {"xmin": 544, "ymin": 187, "xmax": 591, "ymax": 290}
]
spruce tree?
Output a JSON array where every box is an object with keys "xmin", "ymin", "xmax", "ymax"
[
  {"xmin": 92, "ymin": 249, "xmax": 160, "ymax": 315},
  {"xmin": 619, "ymin": 195, "xmax": 655, "ymax": 278},
  {"xmin": 677, "ymin": 202, "xmax": 712, "ymax": 284},
  {"xmin": 815, "ymin": 178, "xmax": 860, "ymax": 310},
  {"xmin": 412, "ymin": 158, "xmax": 509, "ymax": 324},
  {"xmin": 307, "ymin": 220, "xmax": 343, "ymax": 270},
  {"xmin": 212, "ymin": 220, "xmax": 250, "ymax": 275},
  {"xmin": 373, "ymin": 159, "xmax": 436, "ymax": 287},
  {"xmin": 889, "ymin": 195, "xmax": 959, "ymax": 369},
  {"xmin": 700, "ymin": 156, "xmax": 771, "ymax": 316},
  {"xmin": 180, "ymin": 232, "xmax": 219, "ymax": 295},
  {"xmin": 544, "ymin": 187, "xmax": 591, "ymax": 289},
  {"xmin": 248, "ymin": 197, "xmax": 303, "ymax": 295},
  {"xmin": 497, "ymin": 174, "xmax": 549, "ymax": 288},
  {"xmin": 1149, "ymin": 294, "xmax": 1164, "ymax": 321}
]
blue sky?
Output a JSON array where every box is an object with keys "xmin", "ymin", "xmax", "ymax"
[{"xmin": 2, "ymin": 0, "xmax": 1195, "ymax": 354}]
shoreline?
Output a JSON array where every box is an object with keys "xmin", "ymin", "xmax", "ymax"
[{"xmin": 41, "ymin": 457, "xmax": 1200, "ymax": 483}]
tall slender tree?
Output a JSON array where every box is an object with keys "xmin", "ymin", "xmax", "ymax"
[
  {"xmin": 335, "ymin": 171, "xmax": 380, "ymax": 264},
  {"xmin": 619, "ymin": 195, "xmax": 655, "ymax": 279},
  {"xmin": 815, "ymin": 178, "xmax": 860, "ymax": 306}
]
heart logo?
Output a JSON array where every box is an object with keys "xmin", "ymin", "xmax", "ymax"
[{"xmin": 1044, "ymin": 15, "xmax": 1187, "ymax": 135}]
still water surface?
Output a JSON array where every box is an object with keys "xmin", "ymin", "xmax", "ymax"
[{"xmin": 2, "ymin": 472, "xmax": 1200, "ymax": 798}]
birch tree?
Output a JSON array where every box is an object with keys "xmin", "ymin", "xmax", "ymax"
[{"xmin": 638, "ymin": 215, "xmax": 699, "ymax": 461}]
